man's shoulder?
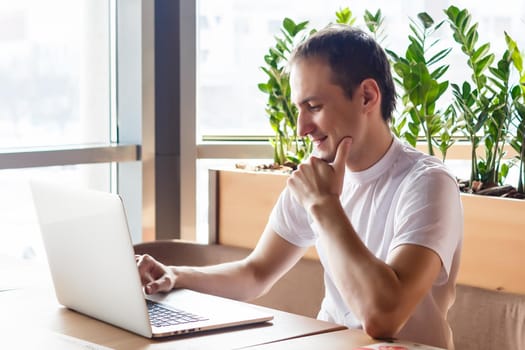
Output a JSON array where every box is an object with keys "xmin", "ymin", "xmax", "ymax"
[{"xmin": 395, "ymin": 142, "xmax": 456, "ymax": 184}]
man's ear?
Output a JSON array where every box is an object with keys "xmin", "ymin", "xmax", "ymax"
[{"xmin": 361, "ymin": 79, "xmax": 380, "ymax": 108}]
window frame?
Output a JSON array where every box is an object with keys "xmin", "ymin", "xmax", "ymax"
[{"xmin": 0, "ymin": 0, "xmax": 145, "ymax": 243}]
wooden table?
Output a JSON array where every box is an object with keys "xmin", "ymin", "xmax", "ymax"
[
  {"xmin": 248, "ymin": 328, "xmax": 377, "ymax": 349},
  {"xmin": 0, "ymin": 255, "xmax": 348, "ymax": 349},
  {"xmin": 249, "ymin": 329, "xmax": 450, "ymax": 350},
  {"xmin": 1, "ymin": 255, "xmax": 445, "ymax": 350}
]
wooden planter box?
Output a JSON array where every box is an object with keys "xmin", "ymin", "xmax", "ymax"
[
  {"xmin": 209, "ymin": 169, "xmax": 525, "ymax": 294},
  {"xmin": 207, "ymin": 169, "xmax": 298, "ymax": 252},
  {"xmin": 459, "ymin": 194, "xmax": 525, "ymax": 294}
]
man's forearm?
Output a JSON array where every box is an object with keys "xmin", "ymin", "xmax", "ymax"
[
  {"xmin": 171, "ymin": 260, "xmax": 267, "ymax": 301},
  {"xmin": 309, "ymin": 197, "xmax": 413, "ymax": 336}
]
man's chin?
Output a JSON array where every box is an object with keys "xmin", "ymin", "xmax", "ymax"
[{"xmin": 311, "ymin": 149, "xmax": 335, "ymax": 163}]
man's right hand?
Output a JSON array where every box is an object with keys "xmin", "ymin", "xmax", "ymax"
[{"xmin": 135, "ymin": 254, "xmax": 176, "ymax": 294}]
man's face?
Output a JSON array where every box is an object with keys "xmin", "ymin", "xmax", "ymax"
[{"xmin": 290, "ymin": 58, "xmax": 365, "ymax": 164}]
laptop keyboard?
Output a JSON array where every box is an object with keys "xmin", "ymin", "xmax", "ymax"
[{"xmin": 147, "ymin": 300, "xmax": 208, "ymax": 327}]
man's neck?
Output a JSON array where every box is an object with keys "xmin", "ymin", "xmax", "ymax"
[{"xmin": 347, "ymin": 124, "xmax": 394, "ymax": 172}]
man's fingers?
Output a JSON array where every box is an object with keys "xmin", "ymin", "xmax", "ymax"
[
  {"xmin": 332, "ymin": 137, "xmax": 352, "ymax": 173},
  {"xmin": 145, "ymin": 274, "xmax": 174, "ymax": 294},
  {"xmin": 145, "ymin": 281, "xmax": 158, "ymax": 294},
  {"xmin": 136, "ymin": 254, "xmax": 158, "ymax": 285},
  {"xmin": 136, "ymin": 253, "xmax": 175, "ymax": 294},
  {"xmin": 158, "ymin": 275, "xmax": 175, "ymax": 292}
]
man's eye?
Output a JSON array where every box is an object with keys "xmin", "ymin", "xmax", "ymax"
[{"xmin": 308, "ymin": 104, "xmax": 321, "ymax": 111}]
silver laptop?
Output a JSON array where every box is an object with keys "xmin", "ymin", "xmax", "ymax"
[{"xmin": 30, "ymin": 180, "xmax": 273, "ymax": 338}]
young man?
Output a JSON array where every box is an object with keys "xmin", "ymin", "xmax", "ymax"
[{"xmin": 137, "ymin": 25, "xmax": 463, "ymax": 349}]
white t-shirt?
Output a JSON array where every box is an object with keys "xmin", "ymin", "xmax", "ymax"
[{"xmin": 269, "ymin": 137, "xmax": 463, "ymax": 349}]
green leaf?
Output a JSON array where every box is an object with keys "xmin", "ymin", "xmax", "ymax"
[
  {"xmin": 364, "ymin": 9, "xmax": 383, "ymax": 34},
  {"xmin": 425, "ymin": 80, "xmax": 440, "ymax": 105},
  {"xmin": 408, "ymin": 24, "xmax": 424, "ymax": 46},
  {"xmin": 515, "ymin": 101, "xmax": 525, "ymax": 116},
  {"xmin": 427, "ymin": 48, "xmax": 452, "ymax": 66},
  {"xmin": 406, "ymin": 42, "xmax": 425, "ymax": 63},
  {"xmin": 426, "ymin": 81, "xmax": 449, "ymax": 105},
  {"xmin": 474, "ymin": 54, "xmax": 495, "ymax": 76},
  {"xmin": 258, "ymin": 83, "xmax": 271, "ymax": 93},
  {"xmin": 393, "ymin": 61, "xmax": 411, "ymax": 78},
  {"xmin": 408, "ymin": 120, "xmax": 420, "ymax": 135},
  {"xmin": 434, "ymin": 19, "xmax": 446, "ymax": 31},
  {"xmin": 430, "ymin": 64, "xmax": 449, "ymax": 80},
  {"xmin": 472, "ymin": 43, "xmax": 490, "ymax": 63},
  {"xmin": 417, "ymin": 12, "xmax": 434, "ymax": 29},
  {"xmin": 295, "ymin": 20, "xmax": 309, "ymax": 34},
  {"xmin": 336, "ymin": 7, "xmax": 354, "ymax": 25},
  {"xmin": 455, "ymin": 9, "xmax": 470, "ymax": 33},
  {"xmin": 511, "ymin": 85, "xmax": 521, "ymax": 99},
  {"xmin": 489, "ymin": 66, "xmax": 506, "ymax": 83},
  {"xmin": 505, "ymin": 32, "xmax": 524, "ymax": 73},
  {"xmin": 386, "ymin": 49, "xmax": 401, "ymax": 62},
  {"xmin": 282, "ymin": 18, "xmax": 296, "ymax": 36},
  {"xmin": 445, "ymin": 5, "xmax": 460, "ymax": 21},
  {"xmin": 466, "ymin": 28, "xmax": 479, "ymax": 53},
  {"xmin": 405, "ymin": 133, "xmax": 418, "ymax": 146}
]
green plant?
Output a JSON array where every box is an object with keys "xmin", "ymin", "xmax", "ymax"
[
  {"xmin": 506, "ymin": 33, "xmax": 525, "ymax": 193},
  {"xmin": 335, "ymin": 7, "xmax": 357, "ymax": 26},
  {"xmin": 387, "ymin": 12, "xmax": 454, "ymax": 160},
  {"xmin": 258, "ymin": 6, "xmax": 524, "ymax": 197},
  {"xmin": 258, "ymin": 8, "xmax": 358, "ymax": 167},
  {"xmin": 484, "ymin": 50, "xmax": 513, "ymax": 187},
  {"xmin": 445, "ymin": 5, "xmax": 514, "ymax": 188},
  {"xmin": 445, "ymin": 5, "xmax": 495, "ymax": 186},
  {"xmin": 258, "ymin": 18, "xmax": 312, "ymax": 166},
  {"xmin": 364, "ymin": 9, "xmax": 386, "ymax": 43}
]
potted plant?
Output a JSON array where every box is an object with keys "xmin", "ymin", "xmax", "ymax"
[
  {"xmin": 394, "ymin": 5, "xmax": 525, "ymax": 291},
  {"xmin": 253, "ymin": 8, "xmax": 360, "ymax": 170},
  {"xmin": 387, "ymin": 13, "xmax": 456, "ymax": 160},
  {"xmin": 506, "ymin": 33, "xmax": 525, "ymax": 194},
  {"xmin": 210, "ymin": 7, "xmax": 525, "ymax": 287},
  {"xmin": 445, "ymin": 6, "xmax": 515, "ymax": 194},
  {"xmin": 257, "ymin": 18, "xmax": 312, "ymax": 169}
]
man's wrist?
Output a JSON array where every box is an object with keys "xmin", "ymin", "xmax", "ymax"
[{"xmin": 308, "ymin": 194, "xmax": 342, "ymax": 221}]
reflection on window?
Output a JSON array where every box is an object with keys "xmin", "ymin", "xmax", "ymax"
[{"xmin": 0, "ymin": 0, "xmax": 110, "ymax": 148}]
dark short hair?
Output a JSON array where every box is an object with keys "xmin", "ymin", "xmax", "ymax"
[{"xmin": 289, "ymin": 24, "xmax": 396, "ymax": 122}]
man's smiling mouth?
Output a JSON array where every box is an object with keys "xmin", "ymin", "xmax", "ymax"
[{"xmin": 311, "ymin": 135, "xmax": 328, "ymax": 147}]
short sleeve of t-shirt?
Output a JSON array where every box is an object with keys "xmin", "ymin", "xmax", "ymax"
[
  {"xmin": 390, "ymin": 161, "xmax": 463, "ymax": 284},
  {"xmin": 268, "ymin": 187, "xmax": 317, "ymax": 248}
]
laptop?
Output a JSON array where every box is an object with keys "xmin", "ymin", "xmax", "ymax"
[{"xmin": 30, "ymin": 180, "xmax": 273, "ymax": 338}]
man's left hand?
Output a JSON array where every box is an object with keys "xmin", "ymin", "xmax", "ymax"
[{"xmin": 287, "ymin": 137, "xmax": 352, "ymax": 211}]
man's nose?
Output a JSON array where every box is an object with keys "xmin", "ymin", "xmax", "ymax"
[{"xmin": 297, "ymin": 110, "xmax": 314, "ymax": 137}]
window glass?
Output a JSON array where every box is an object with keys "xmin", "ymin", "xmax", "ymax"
[
  {"xmin": 197, "ymin": 0, "xmax": 525, "ymax": 138},
  {"xmin": 0, "ymin": 0, "xmax": 110, "ymax": 148},
  {"xmin": 0, "ymin": 164, "xmax": 111, "ymax": 262},
  {"xmin": 195, "ymin": 0, "xmax": 524, "ymax": 242},
  {"xmin": 0, "ymin": 0, "xmax": 114, "ymax": 260}
]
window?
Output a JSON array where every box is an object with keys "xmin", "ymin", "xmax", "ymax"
[
  {"xmin": 0, "ymin": 0, "xmax": 111, "ymax": 148},
  {"xmin": 0, "ymin": 0, "xmax": 142, "ymax": 259},
  {"xmin": 197, "ymin": 0, "xmax": 525, "ymax": 139},
  {"xmin": 0, "ymin": 165, "xmax": 111, "ymax": 261},
  {"xmin": 193, "ymin": 0, "xmax": 525, "ymax": 240}
]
